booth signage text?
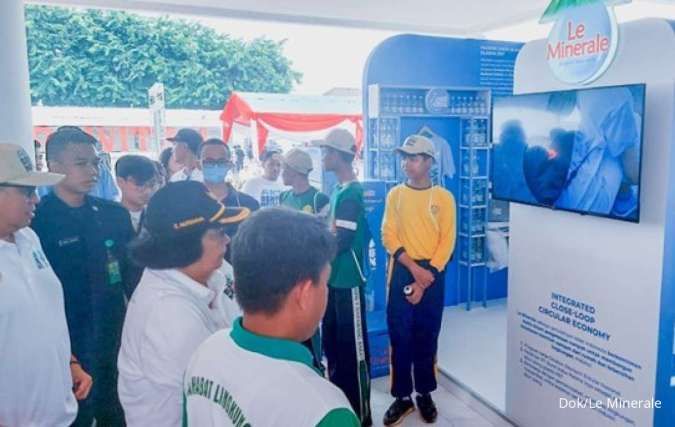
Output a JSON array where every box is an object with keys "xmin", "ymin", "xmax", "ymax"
[{"xmin": 546, "ymin": 2, "xmax": 618, "ymax": 84}]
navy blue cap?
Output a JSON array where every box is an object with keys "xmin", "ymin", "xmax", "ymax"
[{"xmin": 167, "ymin": 128, "xmax": 204, "ymax": 154}]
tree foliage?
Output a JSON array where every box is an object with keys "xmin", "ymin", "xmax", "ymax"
[{"xmin": 25, "ymin": 5, "xmax": 302, "ymax": 109}]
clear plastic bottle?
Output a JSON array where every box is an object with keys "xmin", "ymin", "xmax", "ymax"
[{"xmin": 464, "ymin": 127, "xmax": 473, "ymax": 147}]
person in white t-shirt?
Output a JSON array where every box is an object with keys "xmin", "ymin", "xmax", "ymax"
[
  {"xmin": 183, "ymin": 208, "xmax": 359, "ymax": 427},
  {"xmin": 241, "ymin": 146, "xmax": 287, "ymax": 207},
  {"xmin": 168, "ymin": 128, "xmax": 204, "ymax": 182},
  {"xmin": 118, "ymin": 181, "xmax": 250, "ymax": 427},
  {"xmin": 0, "ymin": 143, "xmax": 92, "ymax": 427},
  {"xmin": 115, "ymin": 155, "xmax": 160, "ymax": 234}
]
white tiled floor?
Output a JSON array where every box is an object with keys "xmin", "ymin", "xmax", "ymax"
[
  {"xmin": 370, "ymin": 377, "xmax": 497, "ymax": 427},
  {"xmin": 437, "ymin": 299, "xmax": 508, "ymax": 412}
]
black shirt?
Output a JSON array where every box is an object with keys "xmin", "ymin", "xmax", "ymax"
[
  {"xmin": 222, "ymin": 183, "xmax": 260, "ymax": 212},
  {"xmin": 220, "ymin": 184, "xmax": 259, "ymax": 261},
  {"xmin": 31, "ymin": 193, "xmax": 137, "ymax": 371}
]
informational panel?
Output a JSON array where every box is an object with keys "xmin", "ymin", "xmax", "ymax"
[{"xmin": 506, "ymin": 19, "xmax": 675, "ymax": 427}]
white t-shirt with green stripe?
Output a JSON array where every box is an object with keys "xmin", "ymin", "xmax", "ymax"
[{"xmin": 183, "ymin": 319, "xmax": 359, "ymax": 427}]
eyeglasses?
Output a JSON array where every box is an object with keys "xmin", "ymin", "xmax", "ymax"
[
  {"xmin": 202, "ymin": 160, "xmax": 233, "ymax": 167},
  {"xmin": 0, "ymin": 185, "xmax": 37, "ymax": 198},
  {"xmin": 130, "ymin": 179, "xmax": 160, "ymax": 191}
]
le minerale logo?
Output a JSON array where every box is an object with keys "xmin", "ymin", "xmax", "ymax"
[
  {"xmin": 546, "ymin": 22, "xmax": 610, "ymax": 60},
  {"xmin": 541, "ymin": 0, "xmax": 631, "ymax": 84}
]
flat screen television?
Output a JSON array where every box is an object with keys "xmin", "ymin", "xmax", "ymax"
[{"xmin": 491, "ymin": 83, "xmax": 645, "ymax": 223}]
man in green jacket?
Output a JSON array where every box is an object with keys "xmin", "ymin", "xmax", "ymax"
[{"xmin": 316, "ymin": 129, "xmax": 372, "ymax": 427}]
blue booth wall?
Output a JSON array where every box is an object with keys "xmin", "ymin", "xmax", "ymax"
[{"xmin": 362, "ymin": 35, "xmax": 522, "ymax": 308}]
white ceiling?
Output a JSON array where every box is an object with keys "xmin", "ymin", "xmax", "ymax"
[{"xmin": 31, "ymin": 0, "xmax": 672, "ymax": 35}]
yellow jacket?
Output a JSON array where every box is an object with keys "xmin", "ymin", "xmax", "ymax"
[{"xmin": 381, "ymin": 184, "xmax": 457, "ymax": 271}]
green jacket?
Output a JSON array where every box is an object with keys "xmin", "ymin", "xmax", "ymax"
[
  {"xmin": 328, "ymin": 181, "xmax": 368, "ymax": 288},
  {"xmin": 280, "ymin": 186, "xmax": 330, "ymax": 215}
]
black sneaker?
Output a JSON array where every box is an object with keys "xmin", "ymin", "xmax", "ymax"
[
  {"xmin": 416, "ymin": 394, "xmax": 438, "ymax": 423},
  {"xmin": 383, "ymin": 398, "xmax": 415, "ymax": 426}
]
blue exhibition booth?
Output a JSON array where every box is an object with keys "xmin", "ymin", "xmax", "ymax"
[
  {"xmin": 360, "ymin": 9, "xmax": 675, "ymax": 426},
  {"xmin": 362, "ymin": 35, "xmax": 521, "ymax": 310}
]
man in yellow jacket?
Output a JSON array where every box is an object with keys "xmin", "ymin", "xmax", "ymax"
[{"xmin": 381, "ymin": 134, "xmax": 456, "ymax": 425}]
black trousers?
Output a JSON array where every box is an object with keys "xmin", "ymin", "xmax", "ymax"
[
  {"xmin": 71, "ymin": 361, "xmax": 125, "ymax": 427},
  {"xmin": 322, "ymin": 286, "xmax": 372, "ymax": 424},
  {"xmin": 387, "ymin": 260, "xmax": 445, "ymax": 398}
]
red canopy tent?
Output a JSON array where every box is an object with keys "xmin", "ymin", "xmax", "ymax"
[{"xmin": 220, "ymin": 92, "xmax": 363, "ymax": 155}]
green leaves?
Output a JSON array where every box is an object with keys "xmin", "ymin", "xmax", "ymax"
[{"xmin": 25, "ymin": 5, "xmax": 302, "ymax": 109}]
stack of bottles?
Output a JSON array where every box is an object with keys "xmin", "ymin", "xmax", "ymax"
[
  {"xmin": 449, "ymin": 94, "xmax": 489, "ymax": 115},
  {"xmin": 380, "ymin": 91, "xmax": 426, "ymax": 114}
]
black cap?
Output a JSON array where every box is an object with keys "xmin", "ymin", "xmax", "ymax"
[
  {"xmin": 145, "ymin": 181, "xmax": 250, "ymax": 238},
  {"xmin": 167, "ymin": 128, "xmax": 204, "ymax": 155}
]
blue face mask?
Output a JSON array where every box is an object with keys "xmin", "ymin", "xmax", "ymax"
[{"xmin": 202, "ymin": 164, "xmax": 231, "ymax": 184}]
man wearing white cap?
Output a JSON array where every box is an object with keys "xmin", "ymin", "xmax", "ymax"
[{"xmin": 0, "ymin": 143, "xmax": 92, "ymax": 427}]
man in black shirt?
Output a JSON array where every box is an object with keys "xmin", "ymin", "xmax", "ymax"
[
  {"xmin": 200, "ymin": 139, "xmax": 259, "ymax": 220},
  {"xmin": 200, "ymin": 139, "xmax": 257, "ymax": 263},
  {"xmin": 115, "ymin": 154, "xmax": 159, "ymax": 235},
  {"xmin": 32, "ymin": 127, "xmax": 137, "ymax": 426}
]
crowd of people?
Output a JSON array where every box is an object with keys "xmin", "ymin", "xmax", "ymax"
[{"xmin": 0, "ymin": 124, "xmax": 456, "ymax": 427}]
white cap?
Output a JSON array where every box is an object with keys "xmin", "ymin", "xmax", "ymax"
[
  {"xmin": 0, "ymin": 143, "xmax": 63, "ymax": 186},
  {"xmin": 314, "ymin": 129, "xmax": 357, "ymax": 155},
  {"xmin": 283, "ymin": 148, "xmax": 313, "ymax": 175},
  {"xmin": 395, "ymin": 135, "xmax": 436, "ymax": 160}
]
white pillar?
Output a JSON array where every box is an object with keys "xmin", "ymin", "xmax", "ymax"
[{"xmin": 0, "ymin": 0, "xmax": 33, "ymax": 155}]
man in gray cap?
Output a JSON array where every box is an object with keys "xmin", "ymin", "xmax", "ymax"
[
  {"xmin": 279, "ymin": 147, "xmax": 331, "ymax": 372},
  {"xmin": 280, "ymin": 148, "xmax": 330, "ymax": 216},
  {"xmin": 0, "ymin": 143, "xmax": 92, "ymax": 427}
]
